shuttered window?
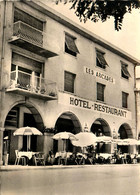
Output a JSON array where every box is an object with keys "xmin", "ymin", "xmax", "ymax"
[
  {"xmin": 122, "ymin": 92, "xmax": 128, "ymax": 108},
  {"xmin": 97, "ymin": 83, "xmax": 105, "ymax": 101},
  {"xmin": 65, "ymin": 34, "xmax": 79, "ymax": 57},
  {"xmin": 121, "ymin": 62, "xmax": 131, "ymax": 79},
  {"xmin": 96, "ymin": 51, "xmax": 108, "ymax": 69},
  {"xmin": 64, "ymin": 71, "xmax": 76, "ymax": 93},
  {"xmin": 12, "ymin": 53, "xmax": 42, "ymax": 74},
  {"xmin": 14, "ymin": 8, "xmax": 43, "ymax": 31}
]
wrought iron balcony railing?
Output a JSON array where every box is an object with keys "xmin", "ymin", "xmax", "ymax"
[
  {"xmin": 9, "ymin": 21, "xmax": 58, "ymax": 58},
  {"xmin": 13, "ymin": 21, "xmax": 43, "ymax": 47},
  {"xmin": 8, "ymin": 70, "xmax": 57, "ymax": 99}
]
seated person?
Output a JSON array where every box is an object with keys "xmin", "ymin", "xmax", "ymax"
[{"xmin": 47, "ymin": 150, "xmax": 55, "ymax": 165}]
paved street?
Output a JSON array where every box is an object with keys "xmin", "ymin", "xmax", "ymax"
[{"xmin": 1, "ymin": 164, "xmax": 140, "ymax": 195}]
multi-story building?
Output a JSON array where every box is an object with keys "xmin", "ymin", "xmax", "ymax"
[{"xmin": 0, "ymin": 0, "xmax": 139, "ymax": 165}]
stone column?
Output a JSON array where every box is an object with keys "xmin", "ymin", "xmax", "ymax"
[{"xmin": 0, "ymin": 127, "xmax": 5, "ymax": 165}]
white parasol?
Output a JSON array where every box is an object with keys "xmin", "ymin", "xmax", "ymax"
[
  {"xmin": 71, "ymin": 132, "xmax": 97, "ymax": 148},
  {"xmin": 13, "ymin": 126, "xmax": 43, "ymax": 151}
]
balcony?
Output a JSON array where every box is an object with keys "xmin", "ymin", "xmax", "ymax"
[
  {"xmin": 6, "ymin": 70, "xmax": 58, "ymax": 101},
  {"xmin": 8, "ymin": 21, "xmax": 58, "ymax": 58}
]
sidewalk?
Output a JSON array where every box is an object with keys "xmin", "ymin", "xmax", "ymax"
[{"xmin": 1, "ymin": 163, "xmax": 139, "ymax": 171}]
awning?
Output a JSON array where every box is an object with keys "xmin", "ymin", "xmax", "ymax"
[
  {"xmin": 65, "ymin": 35, "xmax": 79, "ymax": 53},
  {"xmin": 96, "ymin": 51, "xmax": 109, "ymax": 67}
]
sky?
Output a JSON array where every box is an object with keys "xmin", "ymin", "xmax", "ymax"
[{"xmin": 39, "ymin": 0, "xmax": 140, "ymax": 61}]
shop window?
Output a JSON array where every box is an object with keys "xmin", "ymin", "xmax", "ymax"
[
  {"xmin": 122, "ymin": 91, "xmax": 128, "ymax": 108},
  {"xmin": 65, "ymin": 33, "xmax": 79, "ymax": 57},
  {"xmin": 97, "ymin": 83, "xmax": 105, "ymax": 102},
  {"xmin": 96, "ymin": 50, "xmax": 108, "ymax": 69},
  {"xmin": 121, "ymin": 61, "xmax": 131, "ymax": 80},
  {"xmin": 14, "ymin": 8, "xmax": 44, "ymax": 31},
  {"xmin": 64, "ymin": 71, "xmax": 76, "ymax": 93}
]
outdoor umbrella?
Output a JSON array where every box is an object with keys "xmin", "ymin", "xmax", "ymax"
[
  {"xmin": 96, "ymin": 136, "xmax": 113, "ymax": 143},
  {"xmin": 71, "ymin": 132, "xmax": 97, "ymax": 148},
  {"xmin": 52, "ymin": 131, "xmax": 77, "ymax": 151},
  {"xmin": 122, "ymin": 138, "xmax": 138, "ymax": 145},
  {"xmin": 52, "ymin": 132, "xmax": 77, "ymax": 140},
  {"xmin": 116, "ymin": 139, "xmax": 129, "ymax": 146},
  {"xmin": 13, "ymin": 126, "xmax": 43, "ymax": 151}
]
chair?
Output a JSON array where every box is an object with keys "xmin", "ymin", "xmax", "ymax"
[
  {"xmin": 58, "ymin": 152, "xmax": 67, "ymax": 165},
  {"xmin": 75, "ymin": 153, "xmax": 86, "ymax": 165},
  {"xmin": 34, "ymin": 152, "xmax": 45, "ymax": 166},
  {"xmin": 15, "ymin": 150, "xmax": 26, "ymax": 165}
]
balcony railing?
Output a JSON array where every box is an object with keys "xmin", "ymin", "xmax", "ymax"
[
  {"xmin": 13, "ymin": 21, "xmax": 43, "ymax": 47},
  {"xmin": 9, "ymin": 21, "xmax": 58, "ymax": 58},
  {"xmin": 8, "ymin": 70, "xmax": 57, "ymax": 99}
]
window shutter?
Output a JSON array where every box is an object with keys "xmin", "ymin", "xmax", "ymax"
[
  {"xmin": 65, "ymin": 35, "xmax": 79, "ymax": 53},
  {"xmin": 122, "ymin": 92, "xmax": 128, "ymax": 108},
  {"xmin": 96, "ymin": 51, "xmax": 108, "ymax": 68},
  {"xmin": 12, "ymin": 53, "xmax": 42, "ymax": 73},
  {"xmin": 97, "ymin": 83, "xmax": 105, "ymax": 101},
  {"xmin": 64, "ymin": 72, "xmax": 75, "ymax": 93},
  {"xmin": 14, "ymin": 8, "xmax": 43, "ymax": 31},
  {"xmin": 121, "ymin": 63, "xmax": 131, "ymax": 78}
]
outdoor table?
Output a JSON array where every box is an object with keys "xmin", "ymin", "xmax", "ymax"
[
  {"xmin": 99, "ymin": 153, "xmax": 112, "ymax": 160},
  {"xmin": 17, "ymin": 151, "xmax": 36, "ymax": 165},
  {"xmin": 18, "ymin": 151, "xmax": 35, "ymax": 160},
  {"xmin": 55, "ymin": 152, "xmax": 72, "ymax": 165}
]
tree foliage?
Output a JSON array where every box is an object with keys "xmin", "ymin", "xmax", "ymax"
[{"xmin": 56, "ymin": 0, "xmax": 140, "ymax": 31}]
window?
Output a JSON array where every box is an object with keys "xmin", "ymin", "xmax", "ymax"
[
  {"xmin": 64, "ymin": 71, "xmax": 76, "ymax": 93},
  {"xmin": 121, "ymin": 61, "xmax": 131, "ymax": 79},
  {"xmin": 11, "ymin": 53, "xmax": 43, "ymax": 89},
  {"xmin": 14, "ymin": 8, "xmax": 43, "ymax": 31},
  {"xmin": 97, "ymin": 83, "xmax": 105, "ymax": 101},
  {"xmin": 65, "ymin": 34, "xmax": 79, "ymax": 57},
  {"xmin": 122, "ymin": 92, "xmax": 128, "ymax": 108},
  {"xmin": 96, "ymin": 50, "xmax": 108, "ymax": 69}
]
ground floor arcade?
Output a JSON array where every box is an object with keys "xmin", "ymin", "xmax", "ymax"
[{"xmin": 1, "ymin": 99, "xmax": 136, "ymax": 165}]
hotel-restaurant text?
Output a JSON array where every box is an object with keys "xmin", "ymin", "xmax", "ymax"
[{"xmin": 70, "ymin": 97, "xmax": 127, "ymax": 118}]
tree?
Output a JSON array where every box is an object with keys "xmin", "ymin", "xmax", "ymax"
[{"xmin": 56, "ymin": 0, "xmax": 140, "ymax": 31}]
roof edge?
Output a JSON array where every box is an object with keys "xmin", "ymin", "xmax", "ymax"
[{"xmin": 23, "ymin": 0, "xmax": 140, "ymax": 65}]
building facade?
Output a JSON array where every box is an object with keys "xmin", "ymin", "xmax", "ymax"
[{"xmin": 0, "ymin": 0, "xmax": 139, "ymax": 165}]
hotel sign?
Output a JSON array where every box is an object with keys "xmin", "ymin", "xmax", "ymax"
[
  {"xmin": 58, "ymin": 93, "xmax": 131, "ymax": 120},
  {"xmin": 84, "ymin": 66, "xmax": 115, "ymax": 84}
]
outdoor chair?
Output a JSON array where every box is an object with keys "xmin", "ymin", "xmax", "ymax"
[
  {"xmin": 15, "ymin": 150, "xmax": 26, "ymax": 165},
  {"xmin": 75, "ymin": 153, "xmax": 86, "ymax": 165},
  {"xmin": 58, "ymin": 152, "xmax": 67, "ymax": 165},
  {"xmin": 86, "ymin": 153, "xmax": 96, "ymax": 165},
  {"xmin": 34, "ymin": 152, "xmax": 45, "ymax": 166}
]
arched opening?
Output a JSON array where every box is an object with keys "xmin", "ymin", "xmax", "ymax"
[
  {"xmin": 3, "ymin": 103, "xmax": 44, "ymax": 164},
  {"xmin": 91, "ymin": 118, "xmax": 111, "ymax": 153},
  {"xmin": 53, "ymin": 112, "xmax": 81, "ymax": 153},
  {"xmin": 91, "ymin": 118, "xmax": 111, "ymax": 136},
  {"xmin": 118, "ymin": 123, "xmax": 133, "ymax": 153}
]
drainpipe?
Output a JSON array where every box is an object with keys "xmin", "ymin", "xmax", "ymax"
[
  {"xmin": 134, "ymin": 63, "xmax": 138, "ymax": 139},
  {"xmin": 0, "ymin": 0, "xmax": 6, "ymax": 166}
]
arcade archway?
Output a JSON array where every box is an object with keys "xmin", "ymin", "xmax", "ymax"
[
  {"xmin": 91, "ymin": 118, "xmax": 111, "ymax": 153},
  {"xmin": 91, "ymin": 118, "xmax": 111, "ymax": 136},
  {"xmin": 118, "ymin": 123, "xmax": 133, "ymax": 153},
  {"xmin": 3, "ymin": 103, "xmax": 44, "ymax": 164},
  {"xmin": 54, "ymin": 112, "xmax": 81, "ymax": 152}
]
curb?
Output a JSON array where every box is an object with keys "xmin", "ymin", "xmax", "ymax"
[{"xmin": 1, "ymin": 163, "xmax": 140, "ymax": 172}]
